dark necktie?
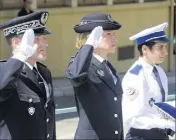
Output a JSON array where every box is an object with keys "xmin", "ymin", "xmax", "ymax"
[
  {"xmin": 103, "ymin": 60, "xmax": 112, "ymax": 75},
  {"xmin": 153, "ymin": 66, "xmax": 165, "ymax": 102},
  {"xmin": 103, "ymin": 60, "xmax": 117, "ymax": 84},
  {"xmin": 33, "ymin": 67, "xmax": 46, "ymax": 94}
]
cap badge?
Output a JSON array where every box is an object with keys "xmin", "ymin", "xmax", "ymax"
[
  {"xmin": 108, "ymin": 14, "xmax": 113, "ymax": 22},
  {"xmin": 41, "ymin": 12, "xmax": 48, "ymax": 25}
]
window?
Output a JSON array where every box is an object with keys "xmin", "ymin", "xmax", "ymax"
[
  {"xmin": 144, "ymin": 0, "xmax": 167, "ymax": 2},
  {"xmin": 78, "ymin": 0, "xmax": 107, "ymax": 6},
  {"xmin": 118, "ymin": 45, "xmax": 135, "ymax": 60},
  {"xmin": 38, "ymin": 0, "xmax": 71, "ymax": 8},
  {"xmin": 0, "ymin": 0, "xmax": 169, "ymax": 9},
  {"xmin": 0, "ymin": 0, "xmax": 22, "ymax": 9},
  {"xmin": 113, "ymin": 0, "xmax": 137, "ymax": 4}
]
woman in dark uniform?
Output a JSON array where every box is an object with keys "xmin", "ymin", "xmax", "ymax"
[{"xmin": 65, "ymin": 13, "xmax": 124, "ymax": 140}]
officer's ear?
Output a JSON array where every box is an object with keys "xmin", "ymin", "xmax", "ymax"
[
  {"xmin": 11, "ymin": 36, "xmax": 22, "ymax": 49},
  {"xmin": 141, "ymin": 45, "xmax": 148, "ymax": 55}
]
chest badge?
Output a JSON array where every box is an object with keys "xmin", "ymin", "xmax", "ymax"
[
  {"xmin": 149, "ymin": 97, "xmax": 155, "ymax": 107},
  {"xmin": 28, "ymin": 107, "xmax": 35, "ymax": 115},
  {"xmin": 97, "ymin": 69, "xmax": 104, "ymax": 77}
]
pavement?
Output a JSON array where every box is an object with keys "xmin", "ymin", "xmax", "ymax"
[
  {"xmin": 56, "ymin": 114, "xmax": 78, "ymax": 139},
  {"xmin": 55, "ymin": 115, "xmax": 176, "ymax": 139},
  {"xmin": 53, "ymin": 72, "xmax": 175, "ymax": 139}
]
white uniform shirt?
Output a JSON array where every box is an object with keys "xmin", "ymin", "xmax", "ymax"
[{"xmin": 122, "ymin": 57, "xmax": 175, "ymax": 131}]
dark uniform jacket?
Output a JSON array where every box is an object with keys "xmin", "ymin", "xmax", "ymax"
[
  {"xmin": 0, "ymin": 58, "xmax": 56, "ymax": 139},
  {"xmin": 65, "ymin": 45, "xmax": 124, "ymax": 140}
]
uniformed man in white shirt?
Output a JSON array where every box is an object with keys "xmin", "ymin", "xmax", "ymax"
[{"xmin": 122, "ymin": 22, "xmax": 175, "ymax": 140}]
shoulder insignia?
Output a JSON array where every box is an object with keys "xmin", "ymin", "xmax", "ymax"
[
  {"xmin": 129, "ymin": 64, "xmax": 142, "ymax": 75},
  {"xmin": 126, "ymin": 87, "xmax": 139, "ymax": 101}
]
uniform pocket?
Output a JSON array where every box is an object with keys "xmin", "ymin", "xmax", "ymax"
[{"xmin": 18, "ymin": 92, "xmax": 40, "ymax": 103}]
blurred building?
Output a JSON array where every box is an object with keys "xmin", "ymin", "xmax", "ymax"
[{"xmin": 0, "ymin": 0, "xmax": 174, "ymax": 78}]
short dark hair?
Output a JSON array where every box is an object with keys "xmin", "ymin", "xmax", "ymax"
[
  {"xmin": 137, "ymin": 42, "xmax": 156, "ymax": 56},
  {"xmin": 6, "ymin": 34, "xmax": 23, "ymax": 46},
  {"xmin": 6, "ymin": 37, "xmax": 12, "ymax": 46}
]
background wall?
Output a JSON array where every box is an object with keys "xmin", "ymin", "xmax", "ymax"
[{"xmin": 0, "ymin": 1, "xmax": 173, "ymax": 77}]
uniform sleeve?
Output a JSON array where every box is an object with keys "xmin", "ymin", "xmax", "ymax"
[
  {"xmin": 49, "ymin": 72, "xmax": 56, "ymax": 140},
  {"xmin": 0, "ymin": 58, "xmax": 24, "ymax": 101},
  {"xmin": 122, "ymin": 74, "xmax": 143, "ymax": 126},
  {"xmin": 133, "ymin": 116, "xmax": 175, "ymax": 131},
  {"xmin": 65, "ymin": 44, "xmax": 94, "ymax": 87}
]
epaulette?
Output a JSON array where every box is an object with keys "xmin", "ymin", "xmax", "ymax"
[{"xmin": 129, "ymin": 64, "xmax": 142, "ymax": 75}]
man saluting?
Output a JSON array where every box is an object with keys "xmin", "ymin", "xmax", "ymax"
[{"xmin": 0, "ymin": 11, "xmax": 56, "ymax": 139}]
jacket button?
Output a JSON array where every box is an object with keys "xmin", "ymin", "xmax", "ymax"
[
  {"xmin": 47, "ymin": 134, "xmax": 50, "ymax": 138},
  {"xmin": 114, "ymin": 114, "xmax": 118, "ymax": 118},
  {"xmin": 45, "ymin": 104, "xmax": 48, "ymax": 108},
  {"xmin": 46, "ymin": 118, "xmax": 49, "ymax": 123},
  {"xmin": 29, "ymin": 98, "xmax": 33, "ymax": 103},
  {"xmin": 115, "ymin": 130, "xmax": 118, "ymax": 135},
  {"xmin": 114, "ymin": 97, "xmax": 117, "ymax": 101}
]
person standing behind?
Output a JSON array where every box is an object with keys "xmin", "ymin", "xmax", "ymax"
[{"xmin": 18, "ymin": 0, "xmax": 34, "ymax": 17}]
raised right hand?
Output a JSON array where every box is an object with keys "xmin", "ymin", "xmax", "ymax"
[
  {"xmin": 13, "ymin": 29, "xmax": 38, "ymax": 62},
  {"xmin": 85, "ymin": 26, "xmax": 103, "ymax": 49}
]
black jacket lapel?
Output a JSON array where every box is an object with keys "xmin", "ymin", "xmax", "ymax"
[
  {"xmin": 91, "ymin": 57, "xmax": 117, "ymax": 94},
  {"xmin": 37, "ymin": 63, "xmax": 49, "ymax": 84},
  {"xmin": 106, "ymin": 60, "xmax": 119, "ymax": 78},
  {"xmin": 20, "ymin": 64, "xmax": 43, "ymax": 94},
  {"xmin": 37, "ymin": 62, "xmax": 52, "ymax": 98},
  {"xmin": 106, "ymin": 60, "xmax": 123, "ymax": 96}
]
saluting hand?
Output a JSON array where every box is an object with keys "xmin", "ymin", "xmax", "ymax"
[
  {"xmin": 13, "ymin": 29, "xmax": 38, "ymax": 62},
  {"xmin": 85, "ymin": 26, "xmax": 103, "ymax": 49}
]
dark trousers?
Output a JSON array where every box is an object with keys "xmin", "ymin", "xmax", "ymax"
[{"xmin": 125, "ymin": 128, "xmax": 169, "ymax": 140}]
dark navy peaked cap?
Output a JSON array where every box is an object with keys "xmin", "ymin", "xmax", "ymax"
[
  {"xmin": 0, "ymin": 10, "xmax": 51, "ymax": 38},
  {"xmin": 74, "ymin": 13, "xmax": 121, "ymax": 33}
]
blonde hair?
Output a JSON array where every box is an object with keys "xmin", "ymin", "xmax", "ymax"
[{"xmin": 76, "ymin": 32, "xmax": 90, "ymax": 48}]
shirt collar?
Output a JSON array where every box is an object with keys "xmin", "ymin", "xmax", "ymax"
[
  {"xmin": 138, "ymin": 57, "xmax": 155, "ymax": 75},
  {"xmin": 25, "ymin": 62, "xmax": 37, "ymax": 70},
  {"xmin": 93, "ymin": 53, "xmax": 106, "ymax": 63}
]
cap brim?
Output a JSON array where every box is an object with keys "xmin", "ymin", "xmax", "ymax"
[
  {"xmin": 74, "ymin": 21, "xmax": 121, "ymax": 33},
  {"xmin": 34, "ymin": 28, "xmax": 51, "ymax": 36},
  {"xmin": 151, "ymin": 37, "xmax": 170, "ymax": 43}
]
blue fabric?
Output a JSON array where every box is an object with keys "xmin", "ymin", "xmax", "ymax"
[
  {"xmin": 136, "ymin": 31, "xmax": 166, "ymax": 45},
  {"xmin": 153, "ymin": 67, "xmax": 165, "ymax": 102},
  {"xmin": 155, "ymin": 102, "xmax": 176, "ymax": 119},
  {"xmin": 129, "ymin": 65, "xmax": 142, "ymax": 75}
]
